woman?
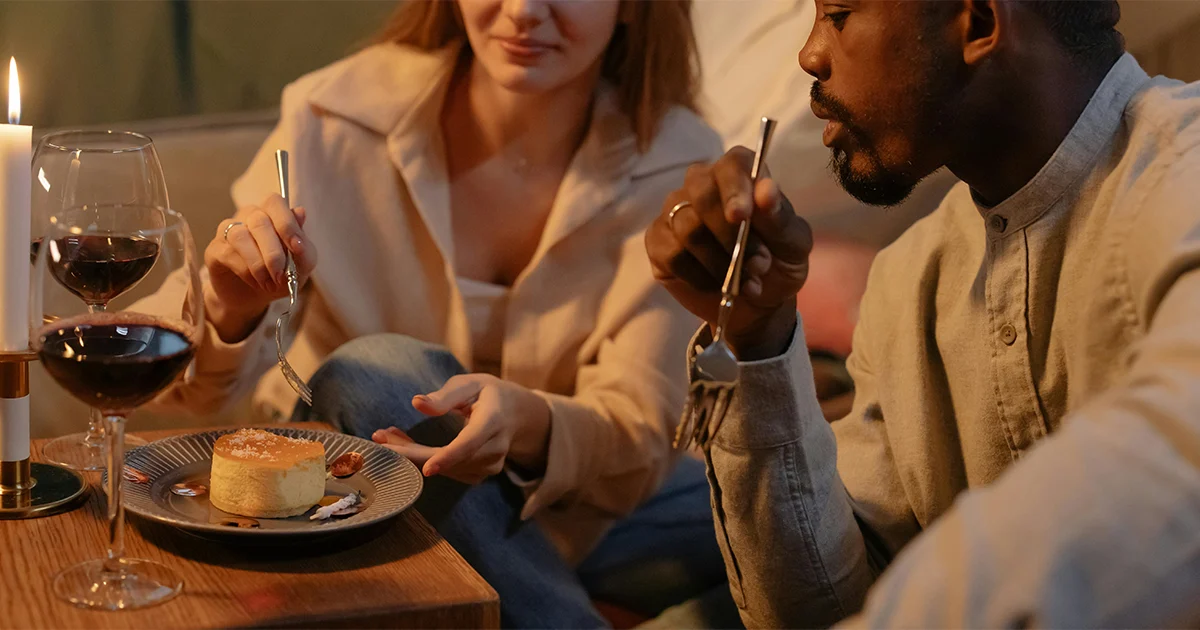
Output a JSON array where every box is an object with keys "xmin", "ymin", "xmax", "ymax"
[{"xmin": 157, "ymin": 0, "xmax": 735, "ymax": 626}]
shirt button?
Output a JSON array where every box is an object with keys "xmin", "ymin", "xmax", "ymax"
[
  {"xmin": 1000, "ymin": 324, "xmax": 1018, "ymax": 346},
  {"xmin": 988, "ymin": 214, "xmax": 1008, "ymax": 234}
]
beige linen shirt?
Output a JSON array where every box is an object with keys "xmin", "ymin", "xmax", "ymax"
[
  {"xmin": 703, "ymin": 54, "xmax": 1200, "ymax": 627},
  {"xmin": 155, "ymin": 43, "xmax": 721, "ymax": 564}
]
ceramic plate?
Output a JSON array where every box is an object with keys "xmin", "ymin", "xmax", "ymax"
[{"xmin": 111, "ymin": 427, "xmax": 422, "ymax": 539}]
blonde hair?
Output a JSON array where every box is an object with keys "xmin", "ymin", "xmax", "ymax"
[{"xmin": 374, "ymin": 0, "xmax": 700, "ymax": 151}]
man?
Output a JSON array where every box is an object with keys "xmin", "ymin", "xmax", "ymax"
[{"xmin": 646, "ymin": 0, "xmax": 1200, "ymax": 626}]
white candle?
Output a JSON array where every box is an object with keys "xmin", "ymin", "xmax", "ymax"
[
  {"xmin": 0, "ymin": 58, "xmax": 30, "ymax": 464},
  {"xmin": 0, "ymin": 57, "xmax": 30, "ymax": 353}
]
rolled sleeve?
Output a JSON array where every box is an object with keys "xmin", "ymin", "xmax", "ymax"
[
  {"xmin": 151, "ymin": 290, "xmax": 285, "ymax": 416},
  {"xmin": 697, "ymin": 316, "xmax": 879, "ymax": 627},
  {"xmin": 687, "ymin": 322, "xmax": 812, "ymax": 449},
  {"xmin": 518, "ymin": 391, "xmax": 615, "ymax": 519}
]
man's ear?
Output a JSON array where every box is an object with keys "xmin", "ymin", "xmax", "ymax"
[{"xmin": 954, "ymin": 0, "xmax": 1005, "ymax": 66}]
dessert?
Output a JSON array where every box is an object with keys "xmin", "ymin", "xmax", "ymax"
[{"xmin": 209, "ymin": 429, "xmax": 326, "ymax": 518}]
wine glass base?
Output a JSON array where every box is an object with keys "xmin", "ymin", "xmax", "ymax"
[
  {"xmin": 53, "ymin": 558, "xmax": 182, "ymax": 610},
  {"xmin": 40, "ymin": 432, "xmax": 149, "ymax": 472}
]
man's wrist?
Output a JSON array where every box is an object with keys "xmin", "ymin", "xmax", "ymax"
[{"xmin": 727, "ymin": 304, "xmax": 798, "ymax": 362}]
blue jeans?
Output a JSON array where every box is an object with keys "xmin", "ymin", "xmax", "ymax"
[{"xmin": 292, "ymin": 334, "xmax": 741, "ymax": 629}]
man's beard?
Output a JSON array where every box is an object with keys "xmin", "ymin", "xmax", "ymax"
[
  {"xmin": 828, "ymin": 146, "xmax": 919, "ymax": 207},
  {"xmin": 811, "ymin": 82, "xmax": 922, "ymax": 207}
]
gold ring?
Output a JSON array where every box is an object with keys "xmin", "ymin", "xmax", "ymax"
[
  {"xmin": 668, "ymin": 201, "xmax": 691, "ymax": 226},
  {"xmin": 222, "ymin": 221, "xmax": 244, "ymax": 243}
]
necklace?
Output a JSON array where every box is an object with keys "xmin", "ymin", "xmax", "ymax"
[{"xmin": 510, "ymin": 154, "xmax": 532, "ymax": 176}]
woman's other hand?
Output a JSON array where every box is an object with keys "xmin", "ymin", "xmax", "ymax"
[{"xmin": 373, "ymin": 374, "xmax": 552, "ymax": 485}]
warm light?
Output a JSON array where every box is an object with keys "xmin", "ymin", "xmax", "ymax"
[{"xmin": 7, "ymin": 57, "xmax": 19, "ymax": 125}]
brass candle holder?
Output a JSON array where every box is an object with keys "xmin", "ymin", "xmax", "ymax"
[{"xmin": 0, "ymin": 349, "xmax": 88, "ymax": 518}]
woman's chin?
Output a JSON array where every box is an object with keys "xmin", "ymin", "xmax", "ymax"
[{"xmin": 482, "ymin": 65, "xmax": 569, "ymax": 95}]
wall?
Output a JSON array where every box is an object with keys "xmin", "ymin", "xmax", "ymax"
[
  {"xmin": 3, "ymin": 0, "xmax": 1198, "ymax": 129},
  {"xmin": 0, "ymin": 0, "xmax": 396, "ymax": 128},
  {"xmin": 1133, "ymin": 11, "xmax": 1200, "ymax": 82}
]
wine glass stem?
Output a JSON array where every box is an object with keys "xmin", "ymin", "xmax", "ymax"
[
  {"xmin": 84, "ymin": 410, "xmax": 106, "ymax": 450},
  {"xmin": 103, "ymin": 413, "xmax": 127, "ymax": 574},
  {"xmin": 84, "ymin": 303, "xmax": 109, "ymax": 451}
]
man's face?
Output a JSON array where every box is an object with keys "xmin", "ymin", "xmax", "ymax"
[{"xmin": 801, "ymin": 0, "xmax": 961, "ymax": 206}]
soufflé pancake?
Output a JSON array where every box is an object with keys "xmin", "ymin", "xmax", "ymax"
[{"xmin": 210, "ymin": 429, "xmax": 326, "ymax": 518}]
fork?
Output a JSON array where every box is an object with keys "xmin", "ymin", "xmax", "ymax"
[
  {"xmin": 273, "ymin": 150, "xmax": 313, "ymax": 406},
  {"xmin": 675, "ymin": 117, "xmax": 777, "ymax": 450}
]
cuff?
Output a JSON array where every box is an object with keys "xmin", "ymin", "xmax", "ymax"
[
  {"xmin": 194, "ymin": 317, "xmax": 262, "ymax": 374},
  {"xmin": 503, "ymin": 465, "xmax": 543, "ymax": 501},
  {"xmin": 190, "ymin": 301, "xmax": 278, "ymax": 386},
  {"xmin": 688, "ymin": 316, "xmax": 818, "ymax": 449},
  {"xmin": 518, "ymin": 391, "xmax": 611, "ymax": 520}
]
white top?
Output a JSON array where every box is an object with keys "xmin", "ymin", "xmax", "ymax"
[{"xmin": 456, "ymin": 276, "xmax": 508, "ymax": 377}]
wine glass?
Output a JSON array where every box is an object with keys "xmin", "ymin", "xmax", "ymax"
[
  {"xmin": 33, "ymin": 130, "xmax": 168, "ymax": 471},
  {"xmin": 33, "ymin": 204, "xmax": 201, "ymax": 610}
]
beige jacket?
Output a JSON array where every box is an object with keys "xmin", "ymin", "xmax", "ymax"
[{"xmin": 157, "ymin": 43, "xmax": 721, "ymax": 563}]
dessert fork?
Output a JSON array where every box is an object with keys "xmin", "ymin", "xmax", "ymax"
[
  {"xmin": 675, "ymin": 117, "xmax": 776, "ymax": 450},
  {"xmin": 274, "ymin": 150, "xmax": 313, "ymax": 406}
]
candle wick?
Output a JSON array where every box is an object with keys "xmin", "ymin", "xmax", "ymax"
[{"xmin": 6, "ymin": 114, "xmax": 16, "ymax": 125}]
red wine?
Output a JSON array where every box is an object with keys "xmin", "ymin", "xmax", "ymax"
[
  {"xmin": 38, "ymin": 314, "xmax": 195, "ymax": 413},
  {"xmin": 47, "ymin": 235, "xmax": 159, "ymax": 305}
]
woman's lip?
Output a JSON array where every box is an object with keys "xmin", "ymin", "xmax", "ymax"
[{"xmin": 498, "ymin": 38, "xmax": 555, "ymax": 58}]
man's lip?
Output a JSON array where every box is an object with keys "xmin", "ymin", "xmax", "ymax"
[
  {"xmin": 822, "ymin": 120, "xmax": 844, "ymax": 148},
  {"xmin": 810, "ymin": 101, "xmax": 833, "ymax": 121}
]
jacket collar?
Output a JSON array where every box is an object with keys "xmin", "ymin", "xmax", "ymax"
[{"xmin": 306, "ymin": 42, "xmax": 715, "ymax": 178}]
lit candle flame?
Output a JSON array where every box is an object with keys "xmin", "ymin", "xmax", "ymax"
[{"xmin": 7, "ymin": 57, "xmax": 19, "ymax": 125}]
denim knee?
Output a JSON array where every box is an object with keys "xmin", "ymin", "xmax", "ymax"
[{"xmin": 305, "ymin": 334, "xmax": 466, "ymax": 438}]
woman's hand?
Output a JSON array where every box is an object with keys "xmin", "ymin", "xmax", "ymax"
[
  {"xmin": 372, "ymin": 374, "xmax": 552, "ymax": 484},
  {"xmin": 204, "ymin": 194, "xmax": 318, "ymax": 343}
]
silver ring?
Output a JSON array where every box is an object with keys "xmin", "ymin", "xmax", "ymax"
[
  {"xmin": 222, "ymin": 221, "xmax": 244, "ymax": 243},
  {"xmin": 668, "ymin": 201, "xmax": 691, "ymax": 226}
]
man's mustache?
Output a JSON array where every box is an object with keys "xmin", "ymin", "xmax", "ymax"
[{"xmin": 810, "ymin": 82, "xmax": 863, "ymax": 136}]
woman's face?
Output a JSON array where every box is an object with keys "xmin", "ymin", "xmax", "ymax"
[{"xmin": 457, "ymin": 0, "xmax": 621, "ymax": 94}]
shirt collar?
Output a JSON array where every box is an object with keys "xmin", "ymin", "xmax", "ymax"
[{"xmin": 973, "ymin": 53, "xmax": 1150, "ymax": 235}]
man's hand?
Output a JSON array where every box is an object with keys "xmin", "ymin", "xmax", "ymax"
[{"xmin": 645, "ymin": 147, "xmax": 813, "ymax": 360}]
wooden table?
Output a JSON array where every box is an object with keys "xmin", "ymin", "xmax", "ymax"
[{"xmin": 0, "ymin": 423, "xmax": 500, "ymax": 628}]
